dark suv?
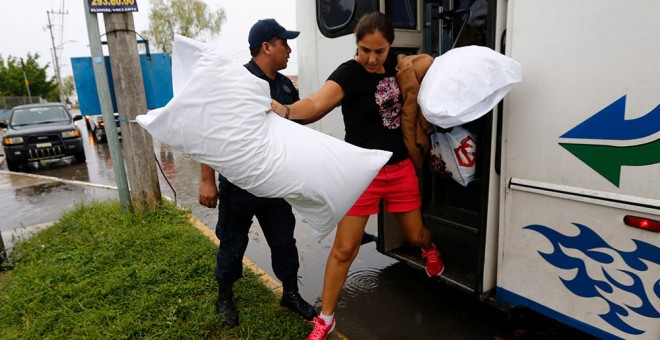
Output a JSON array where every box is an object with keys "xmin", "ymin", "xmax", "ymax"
[{"xmin": 1, "ymin": 103, "xmax": 86, "ymax": 171}]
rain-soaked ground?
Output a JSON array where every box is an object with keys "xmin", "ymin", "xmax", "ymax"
[{"xmin": 0, "ymin": 117, "xmax": 595, "ymax": 340}]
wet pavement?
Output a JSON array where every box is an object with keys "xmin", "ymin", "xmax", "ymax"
[
  {"xmin": 0, "ymin": 115, "xmax": 578, "ymax": 339},
  {"xmin": 0, "ymin": 171, "xmax": 117, "ymax": 250}
]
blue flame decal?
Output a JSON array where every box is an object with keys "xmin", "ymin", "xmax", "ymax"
[{"xmin": 524, "ymin": 223, "xmax": 660, "ymax": 335}]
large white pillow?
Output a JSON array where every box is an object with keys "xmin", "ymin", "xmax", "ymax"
[
  {"xmin": 418, "ymin": 45, "xmax": 521, "ymax": 128},
  {"xmin": 136, "ymin": 35, "xmax": 392, "ymax": 241}
]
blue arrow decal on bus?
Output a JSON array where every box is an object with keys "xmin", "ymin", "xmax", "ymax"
[
  {"xmin": 559, "ymin": 96, "xmax": 660, "ymax": 186},
  {"xmin": 560, "ymin": 96, "xmax": 660, "ymax": 140},
  {"xmin": 524, "ymin": 223, "xmax": 660, "ymax": 335}
]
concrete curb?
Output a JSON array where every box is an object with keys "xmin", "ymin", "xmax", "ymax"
[
  {"xmin": 0, "ymin": 169, "xmax": 118, "ymax": 190},
  {"xmin": 1, "ymin": 221, "xmax": 56, "ymax": 252}
]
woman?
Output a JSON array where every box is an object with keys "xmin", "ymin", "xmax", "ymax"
[{"xmin": 271, "ymin": 12, "xmax": 444, "ymax": 340}]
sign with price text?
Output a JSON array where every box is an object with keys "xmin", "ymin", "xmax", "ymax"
[{"xmin": 88, "ymin": 0, "xmax": 138, "ymax": 13}]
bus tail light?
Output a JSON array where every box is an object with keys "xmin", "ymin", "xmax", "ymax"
[{"xmin": 623, "ymin": 215, "xmax": 660, "ymax": 232}]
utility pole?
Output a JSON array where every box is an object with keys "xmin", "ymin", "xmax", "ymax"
[
  {"xmin": 46, "ymin": 10, "xmax": 67, "ymax": 104},
  {"xmin": 82, "ymin": 0, "xmax": 132, "ymax": 212},
  {"xmin": 103, "ymin": 11, "xmax": 162, "ymax": 211},
  {"xmin": 20, "ymin": 58, "xmax": 32, "ymax": 102}
]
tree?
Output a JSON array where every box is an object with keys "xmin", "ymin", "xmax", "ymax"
[
  {"xmin": 62, "ymin": 75, "xmax": 76, "ymax": 103},
  {"xmin": 0, "ymin": 53, "xmax": 57, "ymax": 100},
  {"xmin": 147, "ymin": 0, "xmax": 226, "ymax": 53}
]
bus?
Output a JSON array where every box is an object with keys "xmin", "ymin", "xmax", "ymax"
[{"xmin": 294, "ymin": 1, "xmax": 660, "ymax": 339}]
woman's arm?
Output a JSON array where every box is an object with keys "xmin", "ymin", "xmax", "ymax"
[{"xmin": 271, "ymin": 80, "xmax": 344, "ymax": 125}]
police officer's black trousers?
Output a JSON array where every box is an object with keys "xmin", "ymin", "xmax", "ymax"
[{"xmin": 214, "ymin": 182, "xmax": 299, "ymax": 284}]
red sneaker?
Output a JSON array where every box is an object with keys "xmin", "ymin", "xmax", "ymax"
[
  {"xmin": 421, "ymin": 244, "xmax": 445, "ymax": 277},
  {"xmin": 307, "ymin": 316, "xmax": 336, "ymax": 340}
]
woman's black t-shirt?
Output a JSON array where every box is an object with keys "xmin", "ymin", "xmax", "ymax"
[{"xmin": 327, "ymin": 52, "xmax": 408, "ymax": 165}]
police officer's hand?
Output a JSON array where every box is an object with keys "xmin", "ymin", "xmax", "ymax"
[{"xmin": 199, "ymin": 180, "xmax": 219, "ymax": 208}]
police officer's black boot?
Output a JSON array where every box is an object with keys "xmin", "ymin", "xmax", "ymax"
[
  {"xmin": 216, "ymin": 280, "xmax": 239, "ymax": 327},
  {"xmin": 280, "ymin": 276, "xmax": 317, "ymax": 321}
]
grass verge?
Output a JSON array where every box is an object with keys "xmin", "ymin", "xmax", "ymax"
[{"xmin": 0, "ymin": 200, "xmax": 311, "ymax": 339}]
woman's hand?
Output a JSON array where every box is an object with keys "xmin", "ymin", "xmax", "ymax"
[
  {"xmin": 270, "ymin": 80, "xmax": 344, "ymax": 124},
  {"xmin": 270, "ymin": 99, "xmax": 288, "ymax": 118}
]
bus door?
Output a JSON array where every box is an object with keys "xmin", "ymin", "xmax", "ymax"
[
  {"xmin": 306, "ymin": 0, "xmax": 506, "ymax": 297},
  {"xmin": 377, "ymin": 0, "xmax": 504, "ymax": 297}
]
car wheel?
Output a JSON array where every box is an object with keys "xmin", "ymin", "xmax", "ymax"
[
  {"xmin": 74, "ymin": 151, "xmax": 86, "ymax": 163},
  {"xmin": 6, "ymin": 159, "xmax": 21, "ymax": 171},
  {"xmin": 94, "ymin": 127, "xmax": 106, "ymax": 143}
]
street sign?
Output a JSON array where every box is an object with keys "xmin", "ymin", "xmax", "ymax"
[{"xmin": 88, "ymin": 0, "xmax": 138, "ymax": 13}]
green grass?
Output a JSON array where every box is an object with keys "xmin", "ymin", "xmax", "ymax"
[{"xmin": 0, "ymin": 200, "xmax": 312, "ymax": 339}]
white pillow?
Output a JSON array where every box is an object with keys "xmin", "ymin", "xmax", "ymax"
[
  {"xmin": 418, "ymin": 45, "xmax": 522, "ymax": 128},
  {"xmin": 136, "ymin": 35, "xmax": 391, "ymax": 241}
]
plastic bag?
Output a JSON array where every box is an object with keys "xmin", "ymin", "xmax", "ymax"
[
  {"xmin": 136, "ymin": 35, "xmax": 392, "ymax": 241},
  {"xmin": 418, "ymin": 45, "xmax": 521, "ymax": 128},
  {"xmin": 429, "ymin": 126, "xmax": 477, "ymax": 187}
]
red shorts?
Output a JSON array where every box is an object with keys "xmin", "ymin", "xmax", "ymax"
[{"xmin": 347, "ymin": 158, "xmax": 422, "ymax": 216}]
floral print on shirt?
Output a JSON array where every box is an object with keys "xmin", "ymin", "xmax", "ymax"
[{"xmin": 374, "ymin": 76, "xmax": 401, "ymax": 129}]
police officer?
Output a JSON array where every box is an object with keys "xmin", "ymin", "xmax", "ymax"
[{"xmin": 198, "ymin": 18, "xmax": 316, "ymax": 328}]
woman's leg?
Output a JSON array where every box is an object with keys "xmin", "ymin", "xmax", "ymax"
[
  {"xmin": 393, "ymin": 208, "xmax": 444, "ymax": 276},
  {"xmin": 320, "ymin": 214, "xmax": 370, "ymax": 316},
  {"xmin": 393, "ymin": 208, "xmax": 433, "ymax": 249}
]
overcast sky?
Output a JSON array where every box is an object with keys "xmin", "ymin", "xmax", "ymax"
[{"xmin": 0, "ymin": 0, "xmax": 298, "ymax": 79}]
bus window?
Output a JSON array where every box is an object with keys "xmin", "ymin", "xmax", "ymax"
[
  {"xmin": 317, "ymin": 0, "xmax": 378, "ymax": 38},
  {"xmin": 385, "ymin": 0, "xmax": 417, "ymax": 29},
  {"xmin": 319, "ymin": 0, "xmax": 355, "ymax": 30},
  {"xmin": 441, "ymin": 0, "xmax": 489, "ymax": 52}
]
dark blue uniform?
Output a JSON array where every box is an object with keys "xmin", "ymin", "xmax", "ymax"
[{"xmin": 214, "ymin": 59, "xmax": 301, "ymax": 284}]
